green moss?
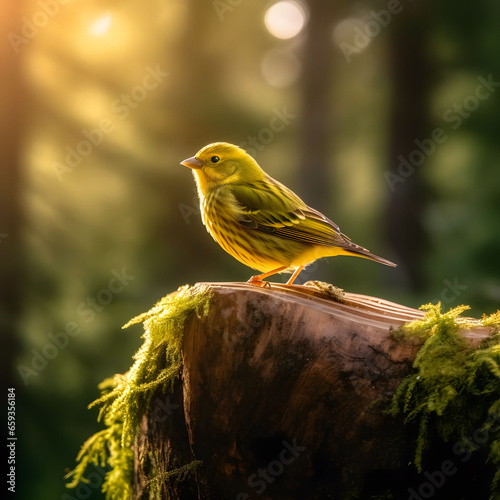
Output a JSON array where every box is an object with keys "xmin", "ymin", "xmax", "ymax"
[
  {"xmin": 146, "ymin": 460, "xmax": 203, "ymax": 486},
  {"xmin": 66, "ymin": 284, "xmax": 211, "ymax": 499},
  {"xmin": 390, "ymin": 302, "xmax": 500, "ymax": 496},
  {"xmin": 65, "ymin": 419, "xmax": 134, "ymax": 498}
]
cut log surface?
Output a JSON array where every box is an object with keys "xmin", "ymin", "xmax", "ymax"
[{"xmin": 134, "ymin": 283, "xmax": 487, "ymax": 500}]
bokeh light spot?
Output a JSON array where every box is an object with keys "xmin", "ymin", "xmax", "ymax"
[
  {"xmin": 89, "ymin": 13, "xmax": 112, "ymax": 37},
  {"xmin": 332, "ymin": 17, "xmax": 372, "ymax": 53},
  {"xmin": 261, "ymin": 48, "xmax": 301, "ymax": 88},
  {"xmin": 264, "ymin": 1, "xmax": 307, "ymax": 40}
]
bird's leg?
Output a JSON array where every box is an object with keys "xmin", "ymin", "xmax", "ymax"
[
  {"xmin": 285, "ymin": 266, "xmax": 304, "ymax": 285},
  {"xmin": 247, "ymin": 266, "xmax": 287, "ymax": 288}
]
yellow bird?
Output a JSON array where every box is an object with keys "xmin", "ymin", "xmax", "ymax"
[{"xmin": 181, "ymin": 142, "xmax": 396, "ymax": 285}]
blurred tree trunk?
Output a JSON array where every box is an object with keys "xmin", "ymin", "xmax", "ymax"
[
  {"xmin": 297, "ymin": 0, "xmax": 338, "ymax": 212},
  {"xmin": 385, "ymin": 2, "xmax": 432, "ymax": 291},
  {"xmin": 0, "ymin": 3, "xmax": 26, "ymax": 386},
  {"xmin": 171, "ymin": 0, "xmax": 230, "ymax": 147}
]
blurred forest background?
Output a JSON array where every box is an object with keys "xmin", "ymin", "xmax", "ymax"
[{"xmin": 1, "ymin": 0, "xmax": 499, "ymax": 498}]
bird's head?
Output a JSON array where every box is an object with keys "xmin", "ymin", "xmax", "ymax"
[{"xmin": 181, "ymin": 142, "xmax": 264, "ymax": 193}]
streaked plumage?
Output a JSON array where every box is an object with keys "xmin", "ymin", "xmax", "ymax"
[{"xmin": 181, "ymin": 142, "xmax": 396, "ymax": 285}]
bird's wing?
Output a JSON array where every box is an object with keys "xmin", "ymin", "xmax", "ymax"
[{"xmin": 230, "ymin": 180, "xmax": 350, "ymax": 247}]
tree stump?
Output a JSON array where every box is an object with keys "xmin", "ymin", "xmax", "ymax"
[{"xmin": 133, "ymin": 282, "xmax": 489, "ymax": 500}]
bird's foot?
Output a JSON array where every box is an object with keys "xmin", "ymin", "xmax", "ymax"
[{"xmin": 247, "ymin": 276, "xmax": 272, "ymax": 288}]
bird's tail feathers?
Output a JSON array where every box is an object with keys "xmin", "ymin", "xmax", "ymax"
[{"xmin": 343, "ymin": 246, "xmax": 397, "ymax": 267}]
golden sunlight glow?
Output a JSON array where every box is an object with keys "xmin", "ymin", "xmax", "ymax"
[
  {"xmin": 264, "ymin": 1, "xmax": 307, "ymax": 40},
  {"xmin": 89, "ymin": 13, "xmax": 112, "ymax": 36}
]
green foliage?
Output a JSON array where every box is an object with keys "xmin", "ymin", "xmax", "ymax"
[
  {"xmin": 66, "ymin": 284, "xmax": 211, "ymax": 499},
  {"xmin": 65, "ymin": 420, "xmax": 134, "ymax": 499},
  {"xmin": 390, "ymin": 302, "xmax": 500, "ymax": 495}
]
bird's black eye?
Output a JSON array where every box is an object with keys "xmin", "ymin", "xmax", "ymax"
[{"xmin": 210, "ymin": 156, "xmax": 220, "ymax": 164}]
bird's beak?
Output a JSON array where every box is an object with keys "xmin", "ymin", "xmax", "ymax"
[{"xmin": 180, "ymin": 156, "xmax": 203, "ymax": 169}]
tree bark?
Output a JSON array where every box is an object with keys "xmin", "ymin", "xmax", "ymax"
[{"xmin": 134, "ymin": 283, "xmax": 487, "ymax": 499}]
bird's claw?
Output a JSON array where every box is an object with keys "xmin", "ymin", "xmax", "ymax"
[{"xmin": 247, "ymin": 277, "xmax": 272, "ymax": 288}]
